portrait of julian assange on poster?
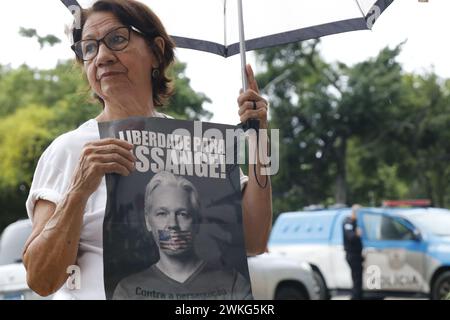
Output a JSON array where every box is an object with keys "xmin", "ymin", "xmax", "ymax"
[{"xmin": 98, "ymin": 116, "xmax": 253, "ymax": 300}]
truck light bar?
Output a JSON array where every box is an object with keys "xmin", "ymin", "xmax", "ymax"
[{"xmin": 382, "ymin": 199, "xmax": 431, "ymax": 207}]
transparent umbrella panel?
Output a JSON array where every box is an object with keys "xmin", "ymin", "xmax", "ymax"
[{"xmin": 70, "ymin": 0, "xmax": 393, "ymax": 57}]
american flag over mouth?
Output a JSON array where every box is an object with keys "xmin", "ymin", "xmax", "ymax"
[{"xmin": 158, "ymin": 230, "xmax": 192, "ymax": 250}]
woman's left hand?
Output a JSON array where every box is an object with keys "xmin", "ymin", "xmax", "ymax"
[{"xmin": 237, "ymin": 64, "xmax": 269, "ymax": 129}]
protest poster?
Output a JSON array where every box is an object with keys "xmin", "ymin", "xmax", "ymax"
[{"xmin": 98, "ymin": 116, "xmax": 253, "ymax": 300}]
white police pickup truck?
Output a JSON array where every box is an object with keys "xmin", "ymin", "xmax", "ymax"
[
  {"xmin": 0, "ymin": 220, "xmax": 42, "ymax": 300},
  {"xmin": 0, "ymin": 219, "xmax": 319, "ymax": 300},
  {"xmin": 269, "ymin": 207, "xmax": 450, "ymax": 299}
]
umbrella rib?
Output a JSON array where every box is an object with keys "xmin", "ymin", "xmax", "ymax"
[
  {"xmin": 227, "ymin": 18, "xmax": 368, "ymax": 57},
  {"xmin": 355, "ymin": 0, "xmax": 366, "ymax": 19},
  {"xmin": 171, "ymin": 17, "xmax": 370, "ymax": 58},
  {"xmin": 171, "ymin": 36, "xmax": 227, "ymax": 57},
  {"xmin": 223, "ymin": 0, "xmax": 227, "ymax": 48}
]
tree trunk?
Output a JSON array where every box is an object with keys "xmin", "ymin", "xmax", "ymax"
[
  {"xmin": 435, "ymin": 170, "xmax": 445, "ymax": 207},
  {"xmin": 335, "ymin": 137, "xmax": 347, "ymax": 205}
]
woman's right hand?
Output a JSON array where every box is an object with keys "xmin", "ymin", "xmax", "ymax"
[
  {"xmin": 23, "ymin": 138, "xmax": 135, "ymax": 296},
  {"xmin": 69, "ymin": 138, "xmax": 136, "ymax": 198}
]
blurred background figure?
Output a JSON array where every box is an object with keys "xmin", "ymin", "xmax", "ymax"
[{"xmin": 343, "ymin": 204, "xmax": 364, "ymax": 300}]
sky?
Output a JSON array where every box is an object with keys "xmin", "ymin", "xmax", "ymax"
[{"xmin": 0, "ymin": 0, "xmax": 449, "ymax": 125}]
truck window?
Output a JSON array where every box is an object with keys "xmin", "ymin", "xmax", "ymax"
[
  {"xmin": 362, "ymin": 214, "xmax": 382, "ymax": 240},
  {"xmin": 362, "ymin": 214, "xmax": 415, "ymax": 241},
  {"xmin": 379, "ymin": 217, "xmax": 415, "ymax": 240}
]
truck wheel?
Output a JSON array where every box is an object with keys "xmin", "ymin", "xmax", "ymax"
[
  {"xmin": 275, "ymin": 285, "xmax": 308, "ymax": 300},
  {"xmin": 312, "ymin": 270, "xmax": 329, "ymax": 300},
  {"xmin": 431, "ymin": 271, "xmax": 450, "ymax": 300}
]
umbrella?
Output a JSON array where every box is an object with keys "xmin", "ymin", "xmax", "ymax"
[
  {"xmin": 61, "ymin": 0, "xmax": 393, "ymax": 89},
  {"xmin": 60, "ymin": 0, "xmax": 394, "ymax": 129}
]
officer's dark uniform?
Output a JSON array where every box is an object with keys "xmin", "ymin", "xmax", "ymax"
[{"xmin": 343, "ymin": 216, "xmax": 363, "ymax": 300}]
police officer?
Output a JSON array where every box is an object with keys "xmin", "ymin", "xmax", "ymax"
[{"xmin": 343, "ymin": 204, "xmax": 364, "ymax": 300}]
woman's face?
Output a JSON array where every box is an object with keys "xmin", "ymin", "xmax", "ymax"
[
  {"xmin": 146, "ymin": 184, "xmax": 197, "ymax": 256},
  {"xmin": 82, "ymin": 12, "xmax": 159, "ymax": 104}
]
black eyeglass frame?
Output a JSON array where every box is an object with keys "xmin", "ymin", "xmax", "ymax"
[{"xmin": 71, "ymin": 25, "xmax": 145, "ymax": 61}]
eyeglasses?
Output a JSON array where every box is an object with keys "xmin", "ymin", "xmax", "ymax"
[{"xmin": 71, "ymin": 26, "xmax": 144, "ymax": 61}]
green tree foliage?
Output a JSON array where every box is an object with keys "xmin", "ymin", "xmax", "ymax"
[
  {"xmin": 386, "ymin": 73, "xmax": 450, "ymax": 206},
  {"xmin": 19, "ymin": 27, "xmax": 61, "ymax": 49},
  {"xmin": 256, "ymin": 41, "xmax": 338, "ymax": 212},
  {"xmin": 166, "ymin": 62, "xmax": 212, "ymax": 120},
  {"xmin": 0, "ymin": 105, "xmax": 56, "ymax": 229},
  {"xmin": 0, "ymin": 105, "xmax": 56, "ymax": 189},
  {"xmin": 255, "ymin": 41, "xmax": 450, "ymax": 217}
]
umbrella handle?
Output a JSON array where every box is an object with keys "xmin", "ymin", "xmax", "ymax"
[{"xmin": 238, "ymin": 0, "xmax": 259, "ymax": 132}]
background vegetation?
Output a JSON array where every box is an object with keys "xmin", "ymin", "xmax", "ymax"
[{"xmin": 1, "ymin": 34, "xmax": 449, "ymax": 232}]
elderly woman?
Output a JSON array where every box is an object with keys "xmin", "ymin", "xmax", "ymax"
[{"xmin": 23, "ymin": 0, "xmax": 272, "ymax": 300}]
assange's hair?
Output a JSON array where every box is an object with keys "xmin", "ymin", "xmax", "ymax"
[{"xmin": 144, "ymin": 171, "xmax": 201, "ymax": 223}]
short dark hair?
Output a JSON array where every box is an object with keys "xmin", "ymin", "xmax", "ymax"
[{"xmin": 72, "ymin": 0, "xmax": 176, "ymax": 107}]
